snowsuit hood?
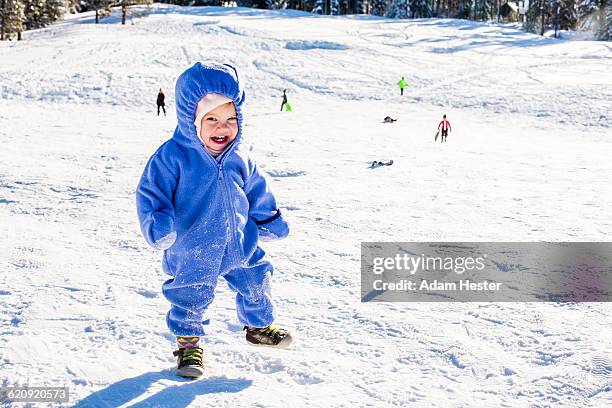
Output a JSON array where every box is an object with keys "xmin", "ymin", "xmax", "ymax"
[{"xmin": 173, "ymin": 62, "xmax": 246, "ymax": 152}]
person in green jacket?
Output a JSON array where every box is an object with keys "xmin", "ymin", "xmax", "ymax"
[
  {"xmin": 397, "ymin": 77, "xmax": 407, "ymax": 96},
  {"xmin": 281, "ymin": 89, "xmax": 292, "ymax": 112}
]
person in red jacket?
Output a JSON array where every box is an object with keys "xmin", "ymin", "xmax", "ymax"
[{"xmin": 437, "ymin": 114, "xmax": 451, "ymax": 142}]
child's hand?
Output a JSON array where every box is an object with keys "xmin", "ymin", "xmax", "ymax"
[
  {"xmin": 258, "ymin": 215, "xmax": 289, "ymax": 242},
  {"xmin": 153, "ymin": 231, "xmax": 177, "ymax": 250},
  {"xmin": 149, "ymin": 211, "xmax": 176, "ymax": 250}
]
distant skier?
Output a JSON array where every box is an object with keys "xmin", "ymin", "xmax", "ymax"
[
  {"xmin": 436, "ymin": 114, "xmax": 452, "ymax": 142},
  {"xmin": 157, "ymin": 88, "xmax": 166, "ymax": 116},
  {"xmin": 370, "ymin": 160, "xmax": 394, "ymax": 168},
  {"xmin": 383, "ymin": 116, "xmax": 397, "ymax": 123},
  {"xmin": 397, "ymin": 77, "xmax": 407, "ymax": 96},
  {"xmin": 280, "ymin": 89, "xmax": 292, "ymax": 112}
]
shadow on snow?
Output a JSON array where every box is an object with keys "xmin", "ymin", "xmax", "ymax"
[{"xmin": 74, "ymin": 370, "xmax": 252, "ymax": 407}]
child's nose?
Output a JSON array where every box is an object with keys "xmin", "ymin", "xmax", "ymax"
[{"xmin": 216, "ymin": 122, "xmax": 231, "ymax": 134}]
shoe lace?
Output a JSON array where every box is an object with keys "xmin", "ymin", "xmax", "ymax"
[
  {"xmin": 260, "ymin": 324, "xmax": 282, "ymax": 336},
  {"xmin": 174, "ymin": 347, "xmax": 203, "ymax": 362}
]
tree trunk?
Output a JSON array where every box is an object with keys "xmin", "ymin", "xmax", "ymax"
[
  {"xmin": 1, "ymin": 0, "xmax": 5, "ymax": 41},
  {"xmin": 18, "ymin": 30, "xmax": 21, "ymax": 40},
  {"xmin": 554, "ymin": 1, "xmax": 559, "ymax": 37},
  {"xmin": 540, "ymin": 0, "xmax": 545, "ymax": 35},
  {"xmin": 496, "ymin": 0, "xmax": 500, "ymax": 21},
  {"xmin": 95, "ymin": 8, "xmax": 99, "ymax": 24},
  {"xmin": 122, "ymin": 3, "xmax": 127, "ymax": 25}
]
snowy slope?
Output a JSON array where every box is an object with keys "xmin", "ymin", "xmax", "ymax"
[{"xmin": 1, "ymin": 4, "xmax": 611, "ymax": 407}]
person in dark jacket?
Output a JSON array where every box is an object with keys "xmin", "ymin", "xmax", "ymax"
[{"xmin": 157, "ymin": 88, "xmax": 166, "ymax": 116}]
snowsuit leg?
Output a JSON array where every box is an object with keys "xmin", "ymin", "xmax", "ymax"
[
  {"xmin": 162, "ymin": 244, "xmax": 274, "ymax": 336},
  {"xmin": 400, "ymin": 88, "xmax": 404, "ymax": 96},
  {"xmin": 163, "ymin": 279, "xmax": 216, "ymax": 336},
  {"xmin": 223, "ymin": 246, "xmax": 275, "ymax": 328},
  {"xmin": 162, "ymin": 242, "xmax": 231, "ymax": 336}
]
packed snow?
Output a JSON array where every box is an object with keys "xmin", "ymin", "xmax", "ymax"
[{"xmin": 1, "ymin": 4, "xmax": 611, "ymax": 407}]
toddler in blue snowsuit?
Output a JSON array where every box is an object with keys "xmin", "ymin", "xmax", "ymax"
[{"xmin": 136, "ymin": 62, "xmax": 292, "ymax": 378}]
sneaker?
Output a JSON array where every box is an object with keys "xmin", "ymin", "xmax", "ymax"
[
  {"xmin": 173, "ymin": 347, "xmax": 204, "ymax": 379},
  {"xmin": 244, "ymin": 324, "xmax": 293, "ymax": 348}
]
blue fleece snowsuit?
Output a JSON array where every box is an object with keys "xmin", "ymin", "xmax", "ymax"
[{"xmin": 136, "ymin": 62, "xmax": 289, "ymax": 336}]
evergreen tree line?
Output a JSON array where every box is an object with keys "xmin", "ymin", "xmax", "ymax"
[
  {"xmin": 1, "ymin": 0, "xmax": 65, "ymax": 40},
  {"xmin": 157, "ymin": 0, "xmax": 611, "ymax": 39},
  {"xmin": 159, "ymin": 0, "xmax": 610, "ymax": 39},
  {"xmin": 0, "ymin": 0, "xmax": 151, "ymax": 40},
  {"xmin": 1, "ymin": 0, "xmax": 609, "ymax": 40}
]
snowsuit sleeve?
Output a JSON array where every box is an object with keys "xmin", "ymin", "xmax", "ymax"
[
  {"xmin": 136, "ymin": 153, "xmax": 178, "ymax": 250},
  {"xmin": 244, "ymin": 162, "xmax": 289, "ymax": 242}
]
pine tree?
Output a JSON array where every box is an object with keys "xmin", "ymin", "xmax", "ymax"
[
  {"xmin": 474, "ymin": 0, "xmax": 494, "ymax": 20},
  {"xmin": 595, "ymin": 0, "xmax": 610, "ymax": 39},
  {"xmin": 455, "ymin": 0, "xmax": 471, "ymax": 18},
  {"xmin": 43, "ymin": 0, "xmax": 66, "ymax": 26},
  {"xmin": 369, "ymin": 0, "xmax": 387, "ymax": 15},
  {"xmin": 558, "ymin": 0, "xmax": 578, "ymax": 29},
  {"xmin": 524, "ymin": 0, "xmax": 540, "ymax": 32},
  {"xmin": 303, "ymin": 0, "xmax": 316, "ymax": 10},
  {"xmin": 22, "ymin": 0, "xmax": 45, "ymax": 30},
  {"xmin": 1, "ymin": 0, "xmax": 25, "ymax": 40},
  {"xmin": 22, "ymin": 0, "xmax": 67, "ymax": 30},
  {"xmin": 387, "ymin": 0, "xmax": 411, "ymax": 18},
  {"xmin": 337, "ymin": 0, "xmax": 363, "ymax": 13},
  {"xmin": 353, "ymin": 0, "xmax": 367, "ymax": 13},
  {"xmin": 578, "ymin": 0, "xmax": 609, "ymax": 39},
  {"xmin": 285, "ymin": 0, "xmax": 300, "ymax": 9},
  {"xmin": 267, "ymin": 0, "xmax": 286, "ymax": 8},
  {"xmin": 411, "ymin": 0, "xmax": 432, "ymax": 17},
  {"xmin": 312, "ymin": 0, "xmax": 338, "ymax": 14},
  {"xmin": 330, "ymin": 0, "xmax": 339, "ymax": 14}
]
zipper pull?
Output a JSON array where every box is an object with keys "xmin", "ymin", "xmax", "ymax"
[{"xmin": 218, "ymin": 164, "xmax": 223, "ymax": 180}]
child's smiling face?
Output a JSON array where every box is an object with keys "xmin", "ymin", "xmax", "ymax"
[{"xmin": 199, "ymin": 102, "xmax": 238, "ymax": 157}]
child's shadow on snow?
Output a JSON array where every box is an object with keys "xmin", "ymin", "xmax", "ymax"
[{"xmin": 74, "ymin": 369, "xmax": 251, "ymax": 407}]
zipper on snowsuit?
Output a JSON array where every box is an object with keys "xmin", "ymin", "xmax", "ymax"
[
  {"xmin": 216, "ymin": 155, "xmax": 258, "ymax": 298},
  {"xmin": 199, "ymin": 141, "xmax": 248, "ymax": 273}
]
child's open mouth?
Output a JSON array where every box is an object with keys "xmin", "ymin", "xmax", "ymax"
[{"xmin": 210, "ymin": 136, "xmax": 228, "ymax": 144}]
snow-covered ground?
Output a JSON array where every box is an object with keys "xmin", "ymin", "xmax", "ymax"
[{"xmin": 1, "ymin": 4, "xmax": 611, "ymax": 407}]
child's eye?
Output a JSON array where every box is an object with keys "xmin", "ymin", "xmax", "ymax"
[
  {"xmin": 228, "ymin": 118, "xmax": 238, "ymax": 123},
  {"xmin": 205, "ymin": 117, "xmax": 217, "ymax": 122}
]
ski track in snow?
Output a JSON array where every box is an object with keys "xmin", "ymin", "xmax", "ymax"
[{"xmin": 1, "ymin": 4, "xmax": 611, "ymax": 407}]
